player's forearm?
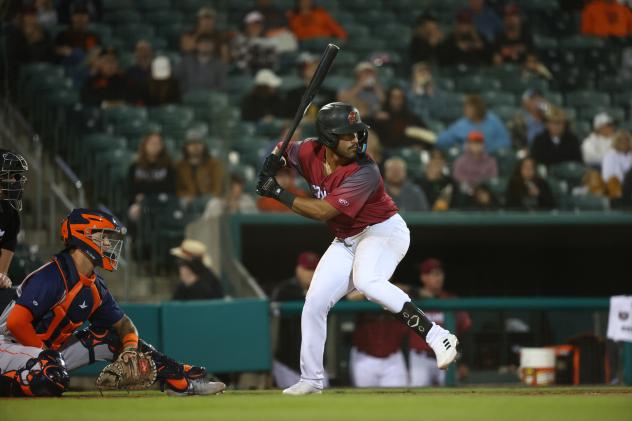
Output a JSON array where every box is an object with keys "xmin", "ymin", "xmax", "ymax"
[
  {"xmin": 113, "ymin": 315, "xmax": 139, "ymax": 350},
  {"xmin": 0, "ymin": 249, "xmax": 14, "ymax": 274},
  {"xmin": 290, "ymin": 197, "xmax": 339, "ymax": 221},
  {"xmin": 7, "ymin": 304, "xmax": 44, "ymax": 349}
]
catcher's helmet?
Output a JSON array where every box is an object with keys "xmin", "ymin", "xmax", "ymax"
[
  {"xmin": 0, "ymin": 149, "xmax": 28, "ymax": 211},
  {"xmin": 61, "ymin": 209, "xmax": 126, "ymax": 271},
  {"xmin": 316, "ymin": 102, "xmax": 369, "ymax": 153}
]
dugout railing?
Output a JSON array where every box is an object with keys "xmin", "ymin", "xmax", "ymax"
[{"xmin": 274, "ymin": 297, "xmax": 631, "ymax": 386}]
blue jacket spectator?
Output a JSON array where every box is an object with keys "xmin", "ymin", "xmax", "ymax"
[
  {"xmin": 437, "ymin": 95, "xmax": 510, "ymax": 153},
  {"xmin": 463, "ymin": 0, "xmax": 502, "ymax": 43}
]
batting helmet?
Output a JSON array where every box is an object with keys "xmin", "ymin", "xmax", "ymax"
[
  {"xmin": 0, "ymin": 149, "xmax": 28, "ymax": 211},
  {"xmin": 315, "ymin": 102, "xmax": 369, "ymax": 153},
  {"xmin": 60, "ymin": 209, "xmax": 126, "ymax": 271}
]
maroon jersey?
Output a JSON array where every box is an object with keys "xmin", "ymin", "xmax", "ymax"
[{"xmin": 281, "ymin": 139, "xmax": 398, "ymax": 238}]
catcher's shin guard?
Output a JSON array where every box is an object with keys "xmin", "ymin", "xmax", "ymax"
[
  {"xmin": 138, "ymin": 340, "xmax": 206, "ymax": 393},
  {"xmin": 395, "ymin": 301, "xmax": 434, "ymax": 339},
  {"xmin": 0, "ymin": 350, "xmax": 69, "ymax": 397}
]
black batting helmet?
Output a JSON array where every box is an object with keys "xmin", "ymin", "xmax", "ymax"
[{"xmin": 316, "ymin": 102, "xmax": 369, "ymax": 153}]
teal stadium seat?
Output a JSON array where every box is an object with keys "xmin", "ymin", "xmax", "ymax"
[
  {"xmin": 565, "ymin": 91, "xmax": 610, "ymax": 108},
  {"xmin": 549, "ymin": 162, "xmax": 587, "ymax": 188}
]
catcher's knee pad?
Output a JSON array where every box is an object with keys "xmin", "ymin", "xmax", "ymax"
[
  {"xmin": 75, "ymin": 327, "xmax": 120, "ymax": 363},
  {"xmin": 1, "ymin": 350, "xmax": 70, "ymax": 397}
]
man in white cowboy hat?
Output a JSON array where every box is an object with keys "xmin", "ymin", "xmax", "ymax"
[{"xmin": 171, "ymin": 239, "xmax": 223, "ymax": 301}]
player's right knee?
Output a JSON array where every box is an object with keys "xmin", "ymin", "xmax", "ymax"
[{"xmin": 25, "ymin": 350, "xmax": 70, "ymax": 397}]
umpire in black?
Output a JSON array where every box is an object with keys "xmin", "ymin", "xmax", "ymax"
[{"xmin": 0, "ymin": 149, "xmax": 28, "ymax": 289}]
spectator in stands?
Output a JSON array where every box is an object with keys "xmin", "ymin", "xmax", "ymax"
[
  {"xmin": 572, "ymin": 169, "xmax": 607, "ymax": 198},
  {"xmin": 54, "ymin": 2, "xmax": 100, "ymax": 70},
  {"xmin": 366, "ymin": 129, "xmax": 384, "ymax": 168},
  {"xmin": 57, "ymin": 0, "xmax": 101, "ymax": 24},
  {"xmin": 232, "ymin": 11, "xmax": 279, "ymax": 74},
  {"xmin": 241, "ymin": 69, "xmax": 283, "ymax": 122},
  {"xmin": 408, "ymin": 62, "xmax": 452, "ymax": 124},
  {"xmin": 283, "ymin": 53, "xmax": 336, "ymax": 121},
  {"xmin": 581, "ymin": 0, "xmax": 632, "ymax": 38},
  {"xmin": 505, "ymin": 157, "xmax": 555, "ymax": 210},
  {"xmin": 416, "ymin": 151, "xmax": 454, "ymax": 211},
  {"xmin": 511, "ymin": 89, "xmax": 548, "ymax": 149},
  {"xmin": 492, "ymin": 4, "xmax": 533, "ymax": 66},
  {"xmin": 171, "ymin": 239, "xmax": 224, "ymax": 301},
  {"xmin": 383, "ymin": 157, "xmax": 429, "ymax": 212},
  {"xmin": 441, "ymin": 10, "xmax": 491, "ymax": 67},
  {"xmin": 175, "ymin": 129, "xmax": 224, "ymax": 202},
  {"xmin": 125, "ymin": 40, "xmax": 153, "ymax": 105},
  {"xmin": 180, "ymin": 7, "xmax": 229, "ymax": 63},
  {"xmin": 582, "ymin": 112, "xmax": 616, "ymax": 168},
  {"xmin": 35, "ymin": 0, "xmax": 58, "ymax": 29},
  {"xmin": 176, "ymin": 34, "xmax": 228, "ymax": 94},
  {"xmin": 408, "ymin": 259, "xmax": 472, "ymax": 387},
  {"xmin": 453, "ymin": 131, "xmax": 498, "ymax": 193},
  {"xmin": 437, "ymin": 94, "xmax": 511, "ymax": 153},
  {"xmin": 462, "ymin": 0, "xmax": 502, "ymax": 43},
  {"xmin": 127, "ymin": 132, "xmax": 176, "ymax": 222},
  {"xmin": 372, "ymin": 86, "xmax": 427, "ymax": 149},
  {"xmin": 468, "ymin": 184, "xmax": 499, "ymax": 210},
  {"xmin": 142, "ymin": 56, "xmax": 182, "ymax": 106},
  {"xmin": 338, "ymin": 62, "xmax": 385, "ymax": 119},
  {"xmin": 602, "ymin": 130, "xmax": 632, "ymax": 199},
  {"xmin": 257, "ymin": 167, "xmax": 308, "ymax": 212},
  {"xmin": 530, "ymin": 107, "xmax": 582, "ymax": 167},
  {"xmin": 246, "ymin": 0, "xmax": 298, "ymax": 54},
  {"xmin": 271, "ymin": 252, "xmax": 321, "ymax": 389},
  {"xmin": 287, "ymin": 0, "xmax": 347, "ymax": 41},
  {"xmin": 409, "ymin": 13, "xmax": 446, "ymax": 66},
  {"xmin": 80, "ymin": 48, "xmax": 127, "ymax": 107},
  {"xmin": 520, "ymin": 53, "xmax": 552, "ymax": 82},
  {"xmin": 202, "ymin": 172, "xmax": 258, "ymax": 218},
  {"xmin": 8, "ymin": 6, "xmax": 54, "ymax": 65}
]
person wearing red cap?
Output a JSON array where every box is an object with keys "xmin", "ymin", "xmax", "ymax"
[
  {"xmin": 409, "ymin": 259, "xmax": 472, "ymax": 387},
  {"xmin": 270, "ymin": 252, "xmax": 324, "ymax": 389},
  {"xmin": 452, "ymin": 131, "xmax": 498, "ymax": 194}
]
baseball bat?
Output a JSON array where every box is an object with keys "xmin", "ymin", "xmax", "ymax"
[{"xmin": 276, "ymin": 43, "xmax": 340, "ymax": 158}]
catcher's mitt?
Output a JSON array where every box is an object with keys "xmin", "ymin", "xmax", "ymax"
[{"xmin": 96, "ymin": 350, "xmax": 157, "ymax": 390}]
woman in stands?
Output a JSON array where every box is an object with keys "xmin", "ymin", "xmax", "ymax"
[{"xmin": 505, "ymin": 157, "xmax": 555, "ymax": 210}]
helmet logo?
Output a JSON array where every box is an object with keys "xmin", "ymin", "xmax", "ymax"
[
  {"xmin": 338, "ymin": 198, "xmax": 349, "ymax": 207},
  {"xmin": 347, "ymin": 111, "xmax": 358, "ymax": 125}
]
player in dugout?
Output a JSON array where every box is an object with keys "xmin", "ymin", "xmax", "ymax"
[
  {"xmin": 256, "ymin": 102, "xmax": 459, "ymax": 395},
  {"xmin": 0, "ymin": 149, "xmax": 28, "ymax": 289},
  {"xmin": 0, "ymin": 208, "xmax": 225, "ymax": 397}
]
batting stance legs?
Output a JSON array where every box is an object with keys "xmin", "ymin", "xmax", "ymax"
[
  {"xmin": 295, "ymin": 214, "xmax": 457, "ymax": 393},
  {"xmin": 0, "ymin": 328, "xmax": 205, "ymax": 396}
]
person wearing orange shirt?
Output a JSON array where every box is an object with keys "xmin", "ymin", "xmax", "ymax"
[
  {"xmin": 287, "ymin": 0, "xmax": 347, "ymax": 41},
  {"xmin": 581, "ymin": 0, "xmax": 632, "ymax": 37}
]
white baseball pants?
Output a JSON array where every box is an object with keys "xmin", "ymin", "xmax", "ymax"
[
  {"xmin": 350, "ymin": 347, "xmax": 408, "ymax": 387},
  {"xmin": 409, "ymin": 350, "xmax": 446, "ymax": 387},
  {"xmin": 299, "ymin": 213, "xmax": 411, "ymax": 388}
]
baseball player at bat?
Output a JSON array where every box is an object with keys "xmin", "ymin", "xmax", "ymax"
[
  {"xmin": 256, "ymin": 102, "xmax": 459, "ymax": 395},
  {"xmin": 0, "ymin": 208, "xmax": 225, "ymax": 397}
]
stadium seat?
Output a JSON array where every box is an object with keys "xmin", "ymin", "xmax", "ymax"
[
  {"xmin": 137, "ymin": 0, "xmax": 171, "ymax": 10},
  {"xmin": 493, "ymin": 105, "xmax": 520, "ymax": 122},
  {"xmin": 102, "ymin": 106, "xmax": 148, "ymax": 127},
  {"xmin": 565, "ymin": 91, "xmax": 610, "ymax": 108},
  {"xmin": 492, "ymin": 149, "xmax": 518, "ymax": 177},
  {"xmin": 456, "ymin": 75, "xmax": 501, "ymax": 93},
  {"xmin": 486, "ymin": 177, "xmax": 508, "ymax": 203},
  {"xmin": 110, "ymin": 120, "xmax": 161, "ymax": 151},
  {"xmin": 549, "ymin": 162, "xmax": 586, "ymax": 188},
  {"xmin": 103, "ymin": 10, "xmax": 141, "ymax": 25},
  {"xmin": 145, "ymin": 10, "xmax": 185, "ymax": 26},
  {"xmin": 482, "ymin": 92, "xmax": 516, "ymax": 107},
  {"xmin": 569, "ymin": 195, "xmax": 609, "ymax": 211}
]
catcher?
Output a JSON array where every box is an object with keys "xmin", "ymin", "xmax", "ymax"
[{"xmin": 0, "ymin": 208, "xmax": 225, "ymax": 397}]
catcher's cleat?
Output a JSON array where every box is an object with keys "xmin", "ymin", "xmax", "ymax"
[
  {"xmin": 165, "ymin": 379, "xmax": 226, "ymax": 396},
  {"xmin": 282, "ymin": 381, "xmax": 322, "ymax": 396},
  {"xmin": 429, "ymin": 331, "xmax": 460, "ymax": 370}
]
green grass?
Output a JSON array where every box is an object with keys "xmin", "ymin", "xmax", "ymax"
[{"xmin": 1, "ymin": 388, "xmax": 631, "ymax": 421}]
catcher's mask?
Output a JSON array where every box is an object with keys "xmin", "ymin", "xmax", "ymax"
[
  {"xmin": 61, "ymin": 208, "xmax": 126, "ymax": 271},
  {"xmin": 0, "ymin": 149, "xmax": 28, "ymax": 211}
]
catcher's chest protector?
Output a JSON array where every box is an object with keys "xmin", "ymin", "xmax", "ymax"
[{"xmin": 36, "ymin": 258, "xmax": 102, "ymax": 350}]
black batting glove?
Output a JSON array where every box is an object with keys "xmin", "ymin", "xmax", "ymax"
[
  {"xmin": 259, "ymin": 153, "xmax": 286, "ymax": 179},
  {"xmin": 256, "ymin": 175, "xmax": 297, "ymax": 209}
]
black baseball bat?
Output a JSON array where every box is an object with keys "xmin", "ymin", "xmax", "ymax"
[{"xmin": 276, "ymin": 43, "xmax": 339, "ymax": 158}]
